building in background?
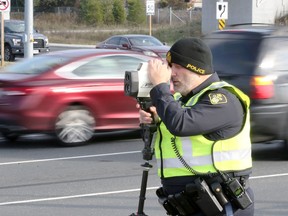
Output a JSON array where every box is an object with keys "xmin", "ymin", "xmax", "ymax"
[{"xmin": 202, "ymin": 0, "xmax": 288, "ymax": 34}]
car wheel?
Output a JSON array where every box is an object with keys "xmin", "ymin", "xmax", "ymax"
[
  {"xmin": 4, "ymin": 44, "xmax": 15, "ymax": 62},
  {"xmin": 1, "ymin": 132, "xmax": 20, "ymax": 142},
  {"xmin": 55, "ymin": 106, "xmax": 96, "ymax": 146}
]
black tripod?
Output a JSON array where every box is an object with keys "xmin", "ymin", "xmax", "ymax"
[{"xmin": 130, "ymin": 99, "xmax": 157, "ymax": 216}]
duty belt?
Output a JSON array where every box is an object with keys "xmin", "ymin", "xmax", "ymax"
[{"xmin": 204, "ymin": 173, "xmax": 250, "ymax": 189}]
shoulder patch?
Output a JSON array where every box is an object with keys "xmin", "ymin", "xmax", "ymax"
[{"xmin": 208, "ymin": 93, "xmax": 227, "ymax": 105}]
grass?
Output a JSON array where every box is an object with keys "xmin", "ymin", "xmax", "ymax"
[{"xmin": 11, "ymin": 12, "xmax": 202, "ymax": 46}]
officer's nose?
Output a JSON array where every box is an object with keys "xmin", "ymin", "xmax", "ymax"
[{"xmin": 171, "ymin": 69, "xmax": 177, "ymax": 77}]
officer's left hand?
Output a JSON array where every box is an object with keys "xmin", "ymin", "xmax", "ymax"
[
  {"xmin": 136, "ymin": 104, "xmax": 158, "ymax": 124},
  {"xmin": 148, "ymin": 59, "xmax": 171, "ymax": 86}
]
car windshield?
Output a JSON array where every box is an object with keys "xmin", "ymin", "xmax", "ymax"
[
  {"xmin": 4, "ymin": 21, "xmax": 36, "ymax": 34},
  {"xmin": 2, "ymin": 55, "xmax": 72, "ymax": 74},
  {"xmin": 128, "ymin": 36, "xmax": 163, "ymax": 46}
]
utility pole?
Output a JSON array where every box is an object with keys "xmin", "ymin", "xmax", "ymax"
[{"xmin": 24, "ymin": 0, "xmax": 33, "ymax": 59}]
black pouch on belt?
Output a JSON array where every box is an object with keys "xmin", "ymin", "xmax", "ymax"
[
  {"xmin": 156, "ymin": 187, "xmax": 179, "ymax": 216},
  {"xmin": 185, "ymin": 177, "xmax": 224, "ymax": 216}
]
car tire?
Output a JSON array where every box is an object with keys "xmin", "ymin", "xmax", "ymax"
[
  {"xmin": 4, "ymin": 44, "xmax": 15, "ymax": 62},
  {"xmin": 54, "ymin": 106, "xmax": 96, "ymax": 146},
  {"xmin": 1, "ymin": 132, "xmax": 20, "ymax": 142}
]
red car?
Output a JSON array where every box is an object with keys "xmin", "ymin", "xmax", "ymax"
[{"xmin": 0, "ymin": 49, "xmax": 156, "ymax": 146}]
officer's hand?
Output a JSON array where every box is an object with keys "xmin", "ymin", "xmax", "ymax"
[
  {"xmin": 148, "ymin": 59, "xmax": 171, "ymax": 86},
  {"xmin": 136, "ymin": 104, "xmax": 158, "ymax": 124}
]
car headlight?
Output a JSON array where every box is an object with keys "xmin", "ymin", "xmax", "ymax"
[
  {"xmin": 142, "ymin": 50, "xmax": 158, "ymax": 57},
  {"xmin": 12, "ymin": 38, "xmax": 22, "ymax": 46}
]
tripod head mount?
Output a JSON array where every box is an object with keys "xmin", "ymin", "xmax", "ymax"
[{"xmin": 137, "ymin": 98, "xmax": 157, "ymax": 162}]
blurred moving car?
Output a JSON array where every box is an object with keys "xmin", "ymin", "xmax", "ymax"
[
  {"xmin": 96, "ymin": 34, "xmax": 170, "ymax": 59},
  {"xmin": 0, "ymin": 49, "xmax": 156, "ymax": 146},
  {"xmin": 202, "ymin": 24, "xmax": 288, "ymax": 147},
  {"xmin": 1, "ymin": 19, "xmax": 49, "ymax": 62}
]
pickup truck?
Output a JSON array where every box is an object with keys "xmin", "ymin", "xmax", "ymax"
[{"xmin": 1, "ymin": 19, "xmax": 49, "ymax": 61}]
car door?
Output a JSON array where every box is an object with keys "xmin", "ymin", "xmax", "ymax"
[
  {"xmin": 68, "ymin": 54, "xmax": 152, "ymax": 130},
  {"xmin": 119, "ymin": 37, "xmax": 130, "ymax": 50},
  {"xmin": 104, "ymin": 36, "xmax": 121, "ymax": 49}
]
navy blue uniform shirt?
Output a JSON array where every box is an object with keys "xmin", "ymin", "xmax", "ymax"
[{"xmin": 150, "ymin": 72, "xmax": 244, "ymax": 140}]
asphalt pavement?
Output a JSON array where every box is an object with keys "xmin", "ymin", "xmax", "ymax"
[
  {"xmin": 3, "ymin": 44, "xmax": 288, "ymax": 215},
  {"xmin": 0, "ymin": 134, "xmax": 287, "ymax": 216}
]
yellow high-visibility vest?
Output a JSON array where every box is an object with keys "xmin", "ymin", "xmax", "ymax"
[{"xmin": 154, "ymin": 81, "xmax": 252, "ymax": 178}]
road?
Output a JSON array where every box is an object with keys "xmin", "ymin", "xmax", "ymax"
[
  {"xmin": 4, "ymin": 45, "xmax": 288, "ymax": 215},
  {"xmin": 0, "ymin": 133, "xmax": 287, "ymax": 216}
]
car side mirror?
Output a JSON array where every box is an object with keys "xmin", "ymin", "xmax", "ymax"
[{"xmin": 122, "ymin": 43, "xmax": 130, "ymax": 49}]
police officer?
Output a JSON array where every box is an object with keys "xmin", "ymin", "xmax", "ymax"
[{"xmin": 138, "ymin": 38, "xmax": 254, "ymax": 216}]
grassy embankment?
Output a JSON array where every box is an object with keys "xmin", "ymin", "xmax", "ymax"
[{"xmin": 12, "ymin": 12, "xmax": 202, "ymax": 46}]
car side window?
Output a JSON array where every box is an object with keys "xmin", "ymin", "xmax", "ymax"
[
  {"xmin": 107, "ymin": 37, "xmax": 120, "ymax": 45},
  {"xmin": 272, "ymin": 43, "xmax": 288, "ymax": 71},
  {"xmin": 114, "ymin": 56, "xmax": 145, "ymax": 72},
  {"xmin": 205, "ymin": 38, "xmax": 260, "ymax": 76},
  {"xmin": 120, "ymin": 38, "xmax": 129, "ymax": 46},
  {"xmin": 129, "ymin": 37, "xmax": 143, "ymax": 46},
  {"xmin": 258, "ymin": 38, "xmax": 288, "ymax": 71},
  {"xmin": 71, "ymin": 55, "xmax": 147, "ymax": 78}
]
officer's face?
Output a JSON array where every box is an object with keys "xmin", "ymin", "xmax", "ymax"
[{"xmin": 171, "ymin": 63, "xmax": 202, "ymax": 96}]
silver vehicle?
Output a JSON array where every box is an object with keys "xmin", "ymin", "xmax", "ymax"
[{"xmin": 1, "ymin": 19, "xmax": 49, "ymax": 61}]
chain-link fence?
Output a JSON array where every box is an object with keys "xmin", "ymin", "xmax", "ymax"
[
  {"xmin": 153, "ymin": 7, "xmax": 202, "ymax": 25},
  {"xmin": 9, "ymin": 6, "xmax": 202, "ymax": 45},
  {"xmin": 11, "ymin": 6, "xmax": 201, "ymax": 25}
]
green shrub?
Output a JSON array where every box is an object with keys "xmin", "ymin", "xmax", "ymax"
[
  {"xmin": 113, "ymin": 0, "xmax": 126, "ymax": 25},
  {"xmin": 126, "ymin": 0, "xmax": 146, "ymax": 26},
  {"xmin": 80, "ymin": 0, "xmax": 103, "ymax": 26}
]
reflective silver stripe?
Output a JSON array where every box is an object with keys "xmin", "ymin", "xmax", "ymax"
[
  {"xmin": 157, "ymin": 155, "xmax": 212, "ymax": 168},
  {"xmin": 181, "ymin": 137, "xmax": 193, "ymax": 161},
  {"xmin": 213, "ymin": 148, "xmax": 251, "ymax": 162},
  {"xmin": 158, "ymin": 148, "xmax": 251, "ymax": 169}
]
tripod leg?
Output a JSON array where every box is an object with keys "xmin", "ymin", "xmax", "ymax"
[{"xmin": 130, "ymin": 166, "xmax": 150, "ymax": 216}]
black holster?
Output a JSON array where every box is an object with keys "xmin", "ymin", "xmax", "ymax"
[
  {"xmin": 156, "ymin": 187, "xmax": 198, "ymax": 216},
  {"xmin": 156, "ymin": 175, "xmax": 252, "ymax": 216},
  {"xmin": 156, "ymin": 178, "xmax": 224, "ymax": 216}
]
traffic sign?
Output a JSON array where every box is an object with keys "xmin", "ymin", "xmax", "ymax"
[
  {"xmin": 0, "ymin": 0, "xmax": 10, "ymax": 12},
  {"xmin": 216, "ymin": 2, "xmax": 228, "ymax": 20},
  {"xmin": 146, "ymin": 0, "xmax": 155, "ymax": 16},
  {"xmin": 218, "ymin": 19, "xmax": 226, "ymax": 30}
]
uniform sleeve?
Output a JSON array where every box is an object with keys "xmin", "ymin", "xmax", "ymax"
[{"xmin": 150, "ymin": 83, "xmax": 244, "ymax": 138}]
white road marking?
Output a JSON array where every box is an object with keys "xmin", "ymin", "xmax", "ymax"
[
  {"xmin": 250, "ymin": 173, "xmax": 288, "ymax": 179},
  {"xmin": 0, "ymin": 187, "xmax": 157, "ymax": 206},
  {"xmin": 0, "ymin": 173, "xmax": 287, "ymax": 206},
  {"xmin": 0, "ymin": 151, "xmax": 141, "ymax": 166}
]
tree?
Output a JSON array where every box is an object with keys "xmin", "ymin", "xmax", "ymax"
[
  {"xmin": 158, "ymin": 0, "xmax": 189, "ymax": 9},
  {"xmin": 11, "ymin": 0, "xmax": 24, "ymax": 7},
  {"xmin": 101, "ymin": 0, "xmax": 115, "ymax": 25},
  {"xmin": 80, "ymin": 0, "xmax": 103, "ymax": 26},
  {"xmin": 126, "ymin": 0, "xmax": 146, "ymax": 25},
  {"xmin": 34, "ymin": 0, "xmax": 77, "ymax": 10},
  {"xmin": 112, "ymin": 0, "xmax": 126, "ymax": 25}
]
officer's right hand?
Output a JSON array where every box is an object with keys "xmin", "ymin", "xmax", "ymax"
[{"xmin": 137, "ymin": 104, "xmax": 158, "ymax": 124}]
